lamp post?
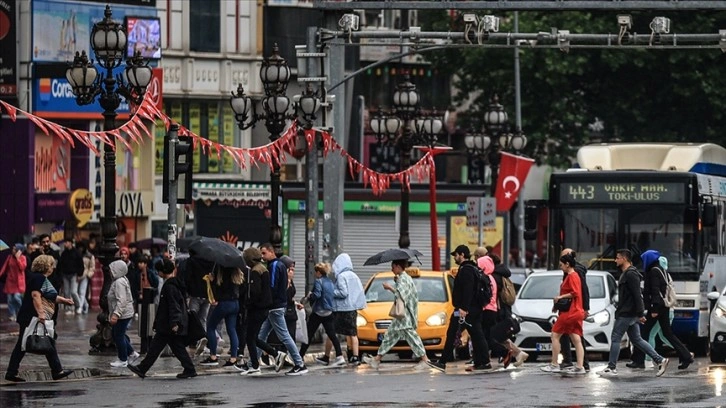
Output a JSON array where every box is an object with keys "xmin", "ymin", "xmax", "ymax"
[
  {"xmin": 66, "ymin": 5, "xmax": 152, "ymax": 352},
  {"xmin": 370, "ymin": 75, "xmax": 447, "ymax": 252},
  {"xmin": 463, "ymin": 95, "xmax": 527, "ymax": 192},
  {"xmin": 230, "ymin": 44, "xmax": 294, "ymax": 256}
]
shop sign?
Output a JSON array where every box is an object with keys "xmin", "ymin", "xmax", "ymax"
[
  {"xmin": 116, "ymin": 190, "xmax": 154, "ymax": 217},
  {"xmin": 69, "ymin": 189, "xmax": 93, "ymax": 227}
]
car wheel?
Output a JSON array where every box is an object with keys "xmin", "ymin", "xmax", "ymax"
[
  {"xmin": 710, "ymin": 347, "xmax": 726, "ymax": 363},
  {"xmin": 397, "ymin": 351, "xmax": 413, "ymax": 360},
  {"xmin": 526, "ymin": 352, "xmax": 539, "ymax": 362}
]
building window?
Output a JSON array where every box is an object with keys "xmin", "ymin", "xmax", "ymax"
[{"xmin": 189, "ymin": 0, "xmax": 220, "ymax": 52}]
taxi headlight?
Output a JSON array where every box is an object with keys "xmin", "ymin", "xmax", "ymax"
[
  {"xmin": 356, "ymin": 314, "xmax": 367, "ymax": 327},
  {"xmin": 425, "ymin": 312, "xmax": 447, "ymax": 327},
  {"xmin": 588, "ymin": 309, "xmax": 610, "ymax": 326}
]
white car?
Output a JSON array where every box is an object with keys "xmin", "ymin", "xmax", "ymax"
[
  {"xmin": 512, "ymin": 270, "xmax": 629, "ymax": 360},
  {"xmin": 707, "ymin": 288, "xmax": 726, "ymax": 363}
]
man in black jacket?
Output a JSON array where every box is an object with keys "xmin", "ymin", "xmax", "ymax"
[
  {"xmin": 57, "ymin": 239, "xmax": 83, "ymax": 314},
  {"xmin": 597, "ymin": 249, "xmax": 669, "ymax": 378},
  {"xmin": 128, "ymin": 259, "xmax": 197, "ymax": 379},
  {"xmin": 427, "ymin": 245, "xmax": 491, "ymax": 372},
  {"xmin": 559, "ymin": 248, "xmax": 591, "ymax": 371}
]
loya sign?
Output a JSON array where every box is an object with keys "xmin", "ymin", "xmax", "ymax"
[{"xmin": 115, "ymin": 190, "xmax": 154, "ymax": 218}]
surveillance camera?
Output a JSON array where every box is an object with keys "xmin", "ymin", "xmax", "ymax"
[
  {"xmin": 481, "ymin": 15, "xmax": 500, "ymax": 33},
  {"xmin": 338, "ymin": 14, "xmax": 360, "ymax": 31},
  {"xmin": 650, "ymin": 16, "xmax": 671, "ymax": 34},
  {"xmin": 617, "ymin": 14, "xmax": 632, "ymax": 29},
  {"xmin": 463, "ymin": 13, "xmax": 479, "ymax": 24}
]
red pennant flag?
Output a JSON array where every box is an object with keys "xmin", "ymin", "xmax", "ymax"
[{"xmin": 495, "ymin": 152, "xmax": 535, "ymax": 212}]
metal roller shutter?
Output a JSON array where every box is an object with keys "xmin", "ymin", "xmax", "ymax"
[{"xmin": 288, "ymin": 214, "xmax": 447, "ymax": 294}]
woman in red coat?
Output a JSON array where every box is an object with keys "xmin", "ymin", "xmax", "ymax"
[
  {"xmin": 0, "ymin": 244, "xmax": 27, "ymax": 321},
  {"xmin": 544, "ymin": 253, "xmax": 587, "ymax": 375}
]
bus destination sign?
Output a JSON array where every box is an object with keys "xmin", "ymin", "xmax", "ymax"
[{"xmin": 559, "ymin": 182, "xmax": 686, "ymax": 204}]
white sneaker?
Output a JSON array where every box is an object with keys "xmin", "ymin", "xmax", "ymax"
[
  {"xmin": 656, "ymin": 358, "xmax": 669, "ymax": 377},
  {"xmin": 331, "ymin": 355, "xmax": 347, "ymax": 367},
  {"xmin": 129, "ymin": 351, "xmax": 140, "ymax": 362},
  {"xmin": 110, "ymin": 359, "xmax": 128, "ymax": 368},
  {"xmin": 240, "ymin": 367, "xmax": 261, "ymax": 376},
  {"xmin": 75, "ymin": 307, "xmax": 82, "ymax": 314},
  {"xmin": 362, "ymin": 354, "xmax": 380, "ymax": 369},
  {"xmin": 274, "ymin": 352, "xmax": 287, "ymax": 372},
  {"xmin": 597, "ymin": 367, "xmax": 618, "ymax": 377},
  {"xmin": 540, "ymin": 363, "xmax": 560, "ymax": 373},
  {"xmin": 514, "ymin": 351, "xmax": 529, "ymax": 367},
  {"xmin": 195, "ymin": 338, "xmax": 208, "ymax": 356}
]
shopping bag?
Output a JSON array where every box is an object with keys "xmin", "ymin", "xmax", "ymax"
[
  {"xmin": 295, "ymin": 307, "xmax": 308, "ymax": 344},
  {"xmin": 22, "ymin": 318, "xmax": 55, "ymax": 354}
]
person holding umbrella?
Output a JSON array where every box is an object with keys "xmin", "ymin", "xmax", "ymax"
[{"xmin": 362, "ymin": 259, "xmax": 431, "ymax": 369}]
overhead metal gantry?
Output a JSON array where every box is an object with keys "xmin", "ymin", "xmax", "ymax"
[{"xmin": 313, "ymin": 1, "xmax": 726, "ymax": 11}]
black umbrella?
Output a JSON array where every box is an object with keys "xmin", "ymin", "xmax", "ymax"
[
  {"xmin": 132, "ymin": 237, "xmax": 168, "ymax": 250},
  {"xmin": 363, "ymin": 248, "xmax": 423, "ymax": 266},
  {"xmin": 187, "ymin": 236, "xmax": 245, "ymax": 269}
]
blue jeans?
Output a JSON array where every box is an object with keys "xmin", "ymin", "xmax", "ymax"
[
  {"xmin": 206, "ymin": 300, "xmax": 239, "ymax": 358},
  {"xmin": 111, "ymin": 318, "xmax": 134, "ymax": 361},
  {"xmin": 7, "ymin": 293, "xmax": 22, "ymax": 318},
  {"xmin": 608, "ymin": 316, "xmax": 664, "ymax": 369},
  {"xmin": 258, "ymin": 307, "xmax": 303, "ymax": 366}
]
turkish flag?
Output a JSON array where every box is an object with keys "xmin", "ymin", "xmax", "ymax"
[{"xmin": 495, "ymin": 152, "xmax": 535, "ymax": 212}]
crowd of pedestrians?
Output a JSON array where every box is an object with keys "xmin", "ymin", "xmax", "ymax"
[{"xmin": 0, "ymin": 235, "xmax": 696, "ymax": 382}]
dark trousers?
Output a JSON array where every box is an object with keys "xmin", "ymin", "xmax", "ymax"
[
  {"xmin": 631, "ymin": 305, "xmax": 691, "ymax": 364},
  {"xmin": 441, "ymin": 310, "xmax": 490, "ymax": 367},
  {"xmin": 6, "ymin": 322, "xmax": 63, "ymax": 376},
  {"xmin": 299, "ymin": 312, "xmax": 342, "ymax": 357},
  {"xmin": 481, "ymin": 310, "xmax": 508, "ymax": 358},
  {"xmin": 244, "ymin": 310, "xmax": 267, "ymax": 369},
  {"xmin": 135, "ymin": 332, "xmax": 195, "ymax": 374},
  {"xmin": 560, "ymin": 333, "xmax": 590, "ymax": 368}
]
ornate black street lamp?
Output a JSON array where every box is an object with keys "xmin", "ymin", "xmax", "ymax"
[
  {"xmin": 370, "ymin": 75, "xmax": 446, "ymax": 249},
  {"xmin": 66, "ymin": 5, "xmax": 152, "ymax": 353},
  {"xmin": 464, "ymin": 95, "xmax": 527, "ymax": 192},
  {"xmin": 230, "ymin": 44, "xmax": 295, "ymax": 255}
]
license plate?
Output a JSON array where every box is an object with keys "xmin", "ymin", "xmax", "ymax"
[
  {"xmin": 377, "ymin": 333, "xmax": 384, "ymax": 342},
  {"xmin": 536, "ymin": 343, "xmax": 552, "ymax": 351}
]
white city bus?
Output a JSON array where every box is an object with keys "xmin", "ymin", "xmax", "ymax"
[{"xmin": 530, "ymin": 143, "xmax": 726, "ymax": 353}]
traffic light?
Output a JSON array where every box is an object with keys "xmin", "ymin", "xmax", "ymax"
[{"xmin": 163, "ymin": 132, "xmax": 193, "ymax": 204}]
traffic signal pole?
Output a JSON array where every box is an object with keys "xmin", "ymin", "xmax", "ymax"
[{"xmin": 166, "ymin": 124, "xmax": 179, "ymax": 260}]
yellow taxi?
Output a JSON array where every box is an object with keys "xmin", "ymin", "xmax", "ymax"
[{"xmin": 356, "ymin": 268, "xmax": 455, "ymax": 358}]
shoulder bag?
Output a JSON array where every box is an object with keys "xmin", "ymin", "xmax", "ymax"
[
  {"xmin": 389, "ymin": 296, "xmax": 406, "ymax": 319},
  {"xmin": 553, "ymin": 297, "xmax": 572, "ymax": 312}
]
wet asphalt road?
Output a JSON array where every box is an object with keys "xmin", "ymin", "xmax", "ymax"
[
  {"xmin": 0, "ymin": 311, "xmax": 724, "ymax": 407},
  {"xmin": 1, "ymin": 357, "xmax": 724, "ymax": 408}
]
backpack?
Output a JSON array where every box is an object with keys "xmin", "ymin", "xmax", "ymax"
[
  {"xmin": 499, "ymin": 276, "xmax": 516, "ymax": 306},
  {"xmin": 655, "ymin": 266, "xmax": 677, "ymax": 308},
  {"xmin": 473, "ymin": 267, "xmax": 493, "ymax": 308}
]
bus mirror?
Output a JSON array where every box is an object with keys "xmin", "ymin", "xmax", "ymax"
[{"xmin": 702, "ymin": 203, "xmax": 716, "ymax": 227}]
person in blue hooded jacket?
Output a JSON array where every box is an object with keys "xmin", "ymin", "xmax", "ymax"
[
  {"xmin": 327, "ymin": 253, "xmax": 366, "ymax": 365},
  {"xmin": 628, "ymin": 249, "xmax": 694, "ymax": 370}
]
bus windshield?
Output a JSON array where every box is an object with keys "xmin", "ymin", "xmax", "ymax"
[{"xmin": 554, "ymin": 206, "xmax": 698, "ymax": 280}]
